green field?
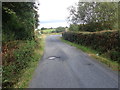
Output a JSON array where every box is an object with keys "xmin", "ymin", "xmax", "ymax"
[{"xmin": 41, "ymin": 29, "xmax": 56, "ymax": 34}]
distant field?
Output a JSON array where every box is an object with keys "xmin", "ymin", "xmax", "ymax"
[{"xmin": 42, "ymin": 29, "xmax": 56, "ymax": 34}]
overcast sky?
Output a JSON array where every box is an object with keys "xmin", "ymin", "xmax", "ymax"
[{"xmin": 37, "ymin": 0, "xmax": 79, "ymax": 29}]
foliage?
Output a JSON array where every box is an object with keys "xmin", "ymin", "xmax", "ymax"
[
  {"xmin": 69, "ymin": 24, "xmax": 79, "ymax": 31},
  {"xmin": 62, "ymin": 31, "xmax": 119, "ymax": 61},
  {"xmin": 41, "ymin": 27, "xmax": 54, "ymax": 30},
  {"xmin": 41, "ymin": 27, "xmax": 65, "ymax": 34},
  {"xmin": 2, "ymin": 40, "xmax": 39, "ymax": 88},
  {"xmin": 41, "ymin": 29, "xmax": 56, "ymax": 34},
  {"xmin": 2, "ymin": 2, "xmax": 40, "ymax": 88},
  {"xmin": 67, "ymin": 2, "xmax": 118, "ymax": 32},
  {"xmin": 119, "ymin": 2, "xmax": 120, "ymax": 30},
  {"xmin": 2, "ymin": 2, "xmax": 39, "ymax": 42},
  {"xmin": 55, "ymin": 26, "xmax": 65, "ymax": 33},
  {"xmin": 41, "ymin": 27, "xmax": 48, "ymax": 30},
  {"xmin": 14, "ymin": 35, "xmax": 45, "ymax": 88}
]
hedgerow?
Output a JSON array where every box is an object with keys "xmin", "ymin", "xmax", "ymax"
[
  {"xmin": 2, "ymin": 40, "xmax": 38, "ymax": 88},
  {"xmin": 62, "ymin": 31, "xmax": 120, "ymax": 61}
]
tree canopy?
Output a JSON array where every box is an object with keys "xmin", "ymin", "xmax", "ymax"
[
  {"xmin": 2, "ymin": 2, "xmax": 39, "ymax": 42},
  {"xmin": 67, "ymin": 2, "xmax": 118, "ymax": 32},
  {"xmin": 55, "ymin": 26, "xmax": 65, "ymax": 33}
]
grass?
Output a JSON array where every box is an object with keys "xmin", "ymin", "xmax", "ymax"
[
  {"xmin": 13, "ymin": 60, "xmax": 40, "ymax": 88},
  {"xmin": 61, "ymin": 37, "xmax": 119, "ymax": 71}
]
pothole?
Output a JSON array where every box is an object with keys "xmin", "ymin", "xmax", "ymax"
[
  {"xmin": 85, "ymin": 63, "xmax": 93, "ymax": 66},
  {"xmin": 48, "ymin": 56, "xmax": 56, "ymax": 60},
  {"xmin": 48, "ymin": 56, "xmax": 60, "ymax": 60},
  {"xmin": 87, "ymin": 63, "xmax": 92, "ymax": 65}
]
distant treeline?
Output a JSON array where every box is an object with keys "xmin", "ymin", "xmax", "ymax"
[
  {"xmin": 40, "ymin": 26, "xmax": 68, "ymax": 34},
  {"xmin": 41, "ymin": 26, "xmax": 68, "ymax": 30}
]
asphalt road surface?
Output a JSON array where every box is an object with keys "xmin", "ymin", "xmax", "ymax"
[{"xmin": 29, "ymin": 35, "xmax": 118, "ymax": 88}]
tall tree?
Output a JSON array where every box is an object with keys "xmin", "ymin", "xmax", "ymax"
[
  {"xmin": 2, "ymin": 2, "xmax": 39, "ymax": 42},
  {"xmin": 67, "ymin": 2, "xmax": 118, "ymax": 31}
]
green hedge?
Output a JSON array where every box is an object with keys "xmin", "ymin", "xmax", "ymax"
[
  {"xmin": 62, "ymin": 31, "xmax": 120, "ymax": 61},
  {"xmin": 2, "ymin": 40, "xmax": 37, "ymax": 88}
]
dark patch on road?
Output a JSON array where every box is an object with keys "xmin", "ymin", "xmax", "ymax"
[{"xmin": 85, "ymin": 63, "xmax": 94, "ymax": 66}]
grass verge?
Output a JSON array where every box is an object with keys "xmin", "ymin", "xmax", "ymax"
[{"xmin": 60, "ymin": 37, "xmax": 119, "ymax": 71}]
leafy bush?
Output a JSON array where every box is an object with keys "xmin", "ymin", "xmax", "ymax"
[
  {"xmin": 55, "ymin": 27, "xmax": 65, "ymax": 33},
  {"xmin": 2, "ymin": 2, "xmax": 38, "ymax": 43},
  {"xmin": 69, "ymin": 24, "xmax": 79, "ymax": 31},
  {"xmin": 109, "ymin": 51, "xmax": 120, "ymax": 61},
  {"xmin": 62, "ymin": 31, "xmax": 119, "ymax": 61},
  {"xmin": 2, "ymin": 40, "xmax": 37, "ymax": 88}
]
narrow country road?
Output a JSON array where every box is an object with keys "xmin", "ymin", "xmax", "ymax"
[{"xmin": 29, "ymin": 35, "xmax": 118, "ymax": 88}]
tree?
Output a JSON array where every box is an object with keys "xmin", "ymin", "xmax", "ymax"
[
  {"xmin": 69, "ymin": 24, "xmax": 79, "ymax": 31},
  {"xmin": 50, "ymin": 27, "xmax": 53, "ymax": 29},
  {"xmin": 41, "ymin": 27, "xmax": 47, "ymax": 30},
  {"xmin": 67, "ymin": 2, "xmax": 118, "ymax": 32},
  {"xmin": 55, "ymin": 26, "xmax": 65, "ymax": 33},
  {"xmin": 65, "ymin": 26, "xmax": 68, "ymax": 28},
  {"xmin": 2, "ymin": 2, "xmax": 39, "ymax": 42}
]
